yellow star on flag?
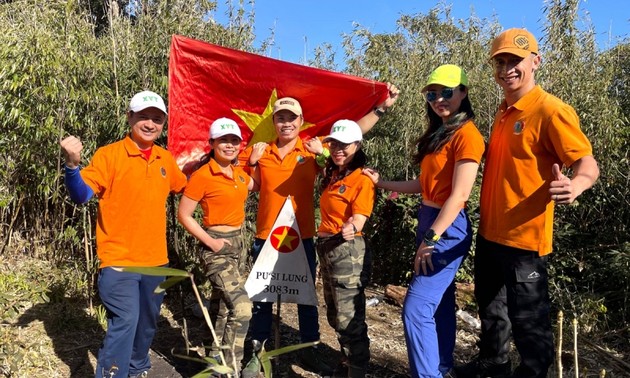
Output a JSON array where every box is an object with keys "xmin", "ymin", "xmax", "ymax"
[
  {"xmin": 272, "ymin": 226, "xmax": 298, "ymax": 251},
  {"xmin": 233, "ymin": 89, "xmax": 315, "ymax": 146}
]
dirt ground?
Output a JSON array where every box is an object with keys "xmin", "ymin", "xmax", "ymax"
[
  {"xmin": 5, "ymin": 261, "xmax": 629, "ymax": 378},
  {"xmin": 150, "ymin": 282, "xmax": 447, "ymax": 378}
]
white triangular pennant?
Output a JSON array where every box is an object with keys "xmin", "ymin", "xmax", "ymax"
[{"xmin": 245, "ymin": 196, "xmax": 318, "ymax": 306}]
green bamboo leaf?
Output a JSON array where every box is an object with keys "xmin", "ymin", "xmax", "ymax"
[
  {"xmin": 258, "ymin": 341, "xmax": 319, "ymax": 377},
  {"xmin": 261, "ymin": 341, "xmax": 319, "ymax": 359},
  {"xmin": 171, "ymin": 352, "xmax": 231, "ymax": 374},
  {"xmin": 261, "ymin": 357, "xmax": 273, "ymax": 378},
  {"xmin": 209, "ymin": 364, "xmax": 233, "ymax": 374},
  {"xmin": 155, "ymin": 276, "xmax": 187, "ymax": 293},
  {"xmin": 120, "ymin": 266, "xmax": 190, "ymax": 277},
  {"xmin": 190, "ymin": 371, "xmax": 212, "ymax": 378},
  {"xmin": 170, "ymin": 351, "xmax": 208, "ymax": 364}
]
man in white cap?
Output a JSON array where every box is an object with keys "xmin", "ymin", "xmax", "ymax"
[{"xmin": 60, "ymin": 90, "xmax": 187, "ymax": 378}]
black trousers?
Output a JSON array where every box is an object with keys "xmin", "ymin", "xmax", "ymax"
[{"xmin": 474, "ymin": 235, "xmax": 554, "ymax": 378}]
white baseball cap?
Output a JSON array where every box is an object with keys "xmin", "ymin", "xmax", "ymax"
[
  {"xmin": 210, "ymin": 117, "xmax": 242, "ymax": 140},
  {"xmin": 324, "ymin": 119, "xmax": 363, "ymax": 144},
  {"xmin": 129, "ymin": 90, "xmax": 167, "ymax": 114}
]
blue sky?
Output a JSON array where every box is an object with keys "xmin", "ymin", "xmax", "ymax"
[{"xmin": 214, "ymin": 0, "xmax": 629, "ymax": 65}]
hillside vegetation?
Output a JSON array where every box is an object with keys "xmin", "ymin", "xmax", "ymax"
[{"xmin": 0, "ymin": 0, "xmax": 628, "ymax": 376}]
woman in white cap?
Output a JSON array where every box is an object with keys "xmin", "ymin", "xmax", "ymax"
[
  {"xmin": 177, "ymin": 117, "xmax": 265, "ymax": 374},
  {"xmin": 315, "ymin": 119, "xmax": 376, "ymax": 378},
  {"xmin": 364, "ymin": 65, "xmax": 485, "ymax": 378}
]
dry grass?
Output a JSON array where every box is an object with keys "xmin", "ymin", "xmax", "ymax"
[{"xmin": 1, "ymin": 256, "xmax": 628, "ymax": 377}]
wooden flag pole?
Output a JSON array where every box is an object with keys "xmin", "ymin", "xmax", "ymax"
[
  {"xmin": 557, "ymin": 311, "xmax": 563, "ymax": 378},
  {"xmin": 275, "ymin": 293, "xmax": 282, "ymax": 369},
  {"xmin": 573, "ymin": 318, "xmax": 579, "ymax": 378}
]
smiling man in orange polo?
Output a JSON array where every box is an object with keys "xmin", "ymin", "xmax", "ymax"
[
  {"xmin": 456, "ymin": 29, "xmax": 599, "ymax": 378},
  {"xmin": 60, "ymin": 91, "xmax": 186, "ymax": 378},
  {"xmin": 241, "ymin": 87, "xmax": 398, "ymax": 375}
]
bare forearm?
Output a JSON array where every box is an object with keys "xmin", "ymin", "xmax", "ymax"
[
  {"xmin": 378, "ymin": 179, "xmax": 421, "ymax": 194},
  {"xmin": 178, "ymin": 215, "xmax": 214, "ymax": 248},
  {"xmin": 357, "ymin": 111, "xmax": 380, "ymax": 134},
  {"xmin": 570, "ymin": 155, "xmax": 599, "ymax": 198},
  {"xmin": 428, "ymin": 195, "xmax": 467, "ymax": 236}
]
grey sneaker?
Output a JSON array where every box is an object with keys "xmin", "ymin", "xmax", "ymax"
[
  {"xmin": 454, "ymin": 356, "xmax": 512, "ymax": 378},
  {"xmin": 299, "ymin": 346, "xmax": 334, "ymax": 376},
  {"xmin": 128, "ymin": 371, "xmax": 148, "ymax": 378},
  {"xmin": 241, "ymin": 354, "xmax": 261, "ymax": 378}
]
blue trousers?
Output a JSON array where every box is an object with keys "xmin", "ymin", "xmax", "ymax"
[
  {"xmin": 403, "ymin": 206, "xmax": 472, "ymax": 378},
  {"xmin": 249, "ymin": 238, "xmax": 320, "ymax": 343},
  {"xmin": 95, "ymin": 267, "xmax": 166, "ymax": 378}
]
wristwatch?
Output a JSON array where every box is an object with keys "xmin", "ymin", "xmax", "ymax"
[
  {"xmin": 373, "ymin": 107, "xmax": 386, "ymax": 117},
  {"xmin": 423, "ymin": 229, "xmax": 441, "ymax": 246}
]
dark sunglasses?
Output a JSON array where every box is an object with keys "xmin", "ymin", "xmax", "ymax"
[{"xmin": 424, "ymin": 87, "xmax": 456, "ymax": 103}]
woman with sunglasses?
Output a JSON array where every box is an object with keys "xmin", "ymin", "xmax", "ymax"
[
  {"xmin": 364, "ymin": 64, "xmax": 485, "ymax": 378},
  {"xmin": 314, "ymin": 119, "xmax": 375, "ymax": 378},
  {"xmin": 177, "ymin": 117, "xmax": 265, "ymax": 374}
]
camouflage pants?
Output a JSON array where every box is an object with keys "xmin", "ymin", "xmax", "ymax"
[
  {"xmin": 316, "ymin": 234, "xmax": 372, "ymax": 369},
  {"xmin": 200, "ymin": 229, "xmax": 252, "ymax": 367}
]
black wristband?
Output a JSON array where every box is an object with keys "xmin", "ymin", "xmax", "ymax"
[
  {"xmin": 248, "ymin": 161, "xmax": 259, "ymax": 167},
  {"xmin": 423, "ymin": 229, "xmax": 440, "ymax": 246},
  {"xmin": 373, "ymin": 107, "xmax": 386, "ymax": 117}
]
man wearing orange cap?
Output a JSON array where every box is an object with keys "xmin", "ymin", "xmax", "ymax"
[
  {"xmin": 456, "ymin": 29, "xmax": 599, "ymax": 378},
  {"xmin": 241, "ymin": 86, "xmax": 398, "ymax": 376}
]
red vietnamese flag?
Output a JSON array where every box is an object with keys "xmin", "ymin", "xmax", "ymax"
[{"xmin": 167, "ymin": 34, "xmax": 388, "ymax": 173}]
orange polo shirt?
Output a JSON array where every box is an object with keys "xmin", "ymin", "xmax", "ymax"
[
  {"xmin": 318, "ymin": 168, "xmax": 375, "ymax": 235},
  {"xmin": 183, "ymin": 159, "xmax": 251, "ymax": 227},
  {"xmin": 241, "ymin": 138, "xmax": 320, "ymax": 239},
  {"xmin": 419, "ymin": 120, "xmax": 485, "ymax": 207},
  {"xmin": 80, "ymin": 136, "xmax": 187, "ymax": 268},
  {"xmin": 479, "ymin": 85, "xmax": 593, "ymax": 255}
]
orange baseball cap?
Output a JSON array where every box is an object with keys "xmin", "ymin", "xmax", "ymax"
[{"xmin": 490, "ymin": 28, "xmax": 538, "ymax": 59}]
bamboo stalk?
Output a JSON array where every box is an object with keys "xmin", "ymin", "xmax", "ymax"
[
  {"xmin": 275, "ymin": 293, "xmax": 282, "ymax": 371},
  {"xmin": 0, "ymin": 193, "xmax": 24, "ymax": 255},
  {"xmin": 83, "ymin": 207, "xmax": 93, "ymax": 313},
  {"xmin": 557, "ymin": 310, "xmax": 563, "ymax": 378},
  {"xmin": 573, "ymin": 318, "xmax": 579, "ymax": 378},
  {"xmin": 107, "ymin": 0, "xmax": 120, "ymax": 116},
  {"xmin": 189, "ymin": 275, "xmax": 230, "ymax": 373}
]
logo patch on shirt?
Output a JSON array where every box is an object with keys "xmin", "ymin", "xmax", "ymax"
[
  {"xmin": 297, "ymin": 155, "xmax": 305, "ymax": 164},
  {"xmin": 338, "ymin": 185, "xmax": 346, "ymax": 194},
  {"xmin": 513, "ymin": 120, "xmax": 524, "ymax": 135},
  {"xmin": 238, "ymin": 175, "xmax": 246, "ymax": 183},
  {"xmin": 160, "ymin": 167, "xmax": 167, "ymax": 177},
  {"xmin": 527, "ymin": 271, "xmax": 540, "ymax": 279}
]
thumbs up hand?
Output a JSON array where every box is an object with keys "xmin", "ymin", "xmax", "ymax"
[
  {"xmin": 341, "ymin": 216, "xmax": 357, "ymax": 241},
  {"xmin": 549, "ymin": 164, "xmax": 573, "ymax": 204}
]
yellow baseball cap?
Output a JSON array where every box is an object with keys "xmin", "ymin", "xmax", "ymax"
[
  {"xmin": 490, "ymin": 28, "xmax": 539, "ymax": 59},
  {"xmin": 421, "ymin": 64, "xmax": 469, "ymax": 92}
]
